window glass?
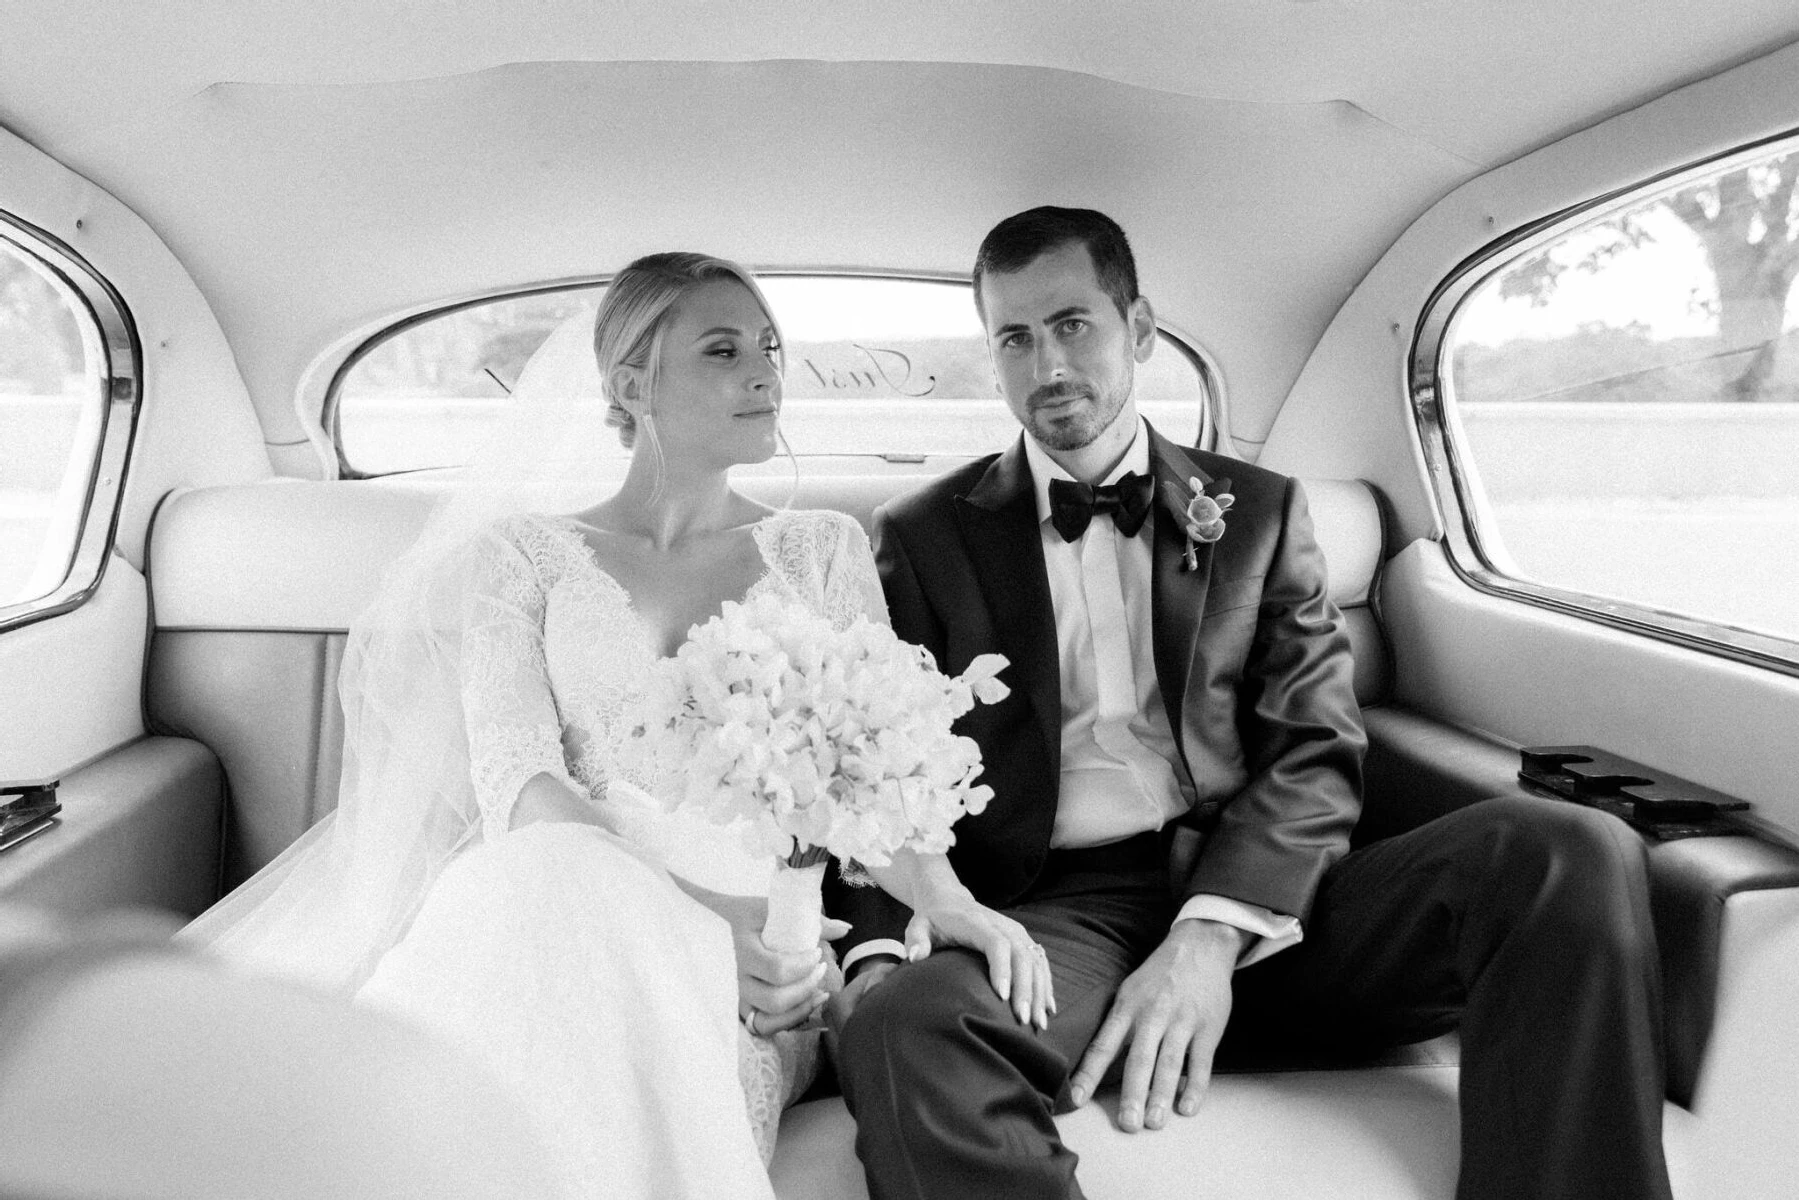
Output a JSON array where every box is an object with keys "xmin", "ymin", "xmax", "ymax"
[
  {"xmin": 334, "ymin": 276, "xmax": 1209, "ymax": 475},
  {"xmin": 336, "ymin": 286, "xmax": 599, "ymax": 476},
  {"xmin": 1442, "ymin": 139, "xmax": 1799, "ymax": 648},
  {"xmin": 0, "ymin": 235, "xmax": 106, "ymax": 609}
]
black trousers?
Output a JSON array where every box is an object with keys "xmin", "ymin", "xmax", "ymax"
[{"xmin": 834, "ymin": 796, "xmax": 1673, "ymax": 1200}]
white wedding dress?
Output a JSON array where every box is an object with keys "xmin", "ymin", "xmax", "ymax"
[{"xmin": 343, "ymin": 507, "xmax": 888, "ymax": 1199}]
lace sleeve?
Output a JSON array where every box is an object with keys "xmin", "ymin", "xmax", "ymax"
[
  {"xmin": 460, "ymin": 522, "xmax": 582, "ymax": 840},
  {"xmin": 821, "ymin": 515, "xmax": 891, "ymax": 631}
]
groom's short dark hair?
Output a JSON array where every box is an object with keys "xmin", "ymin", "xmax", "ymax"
[{"xmin": 973, "ymin": 207, "xmax": 1140, "ymax": 322}]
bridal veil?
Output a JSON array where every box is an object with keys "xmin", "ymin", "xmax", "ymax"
[{"xmin": 180, "ymin": 305, "xmax": 628, "ymax": 991}]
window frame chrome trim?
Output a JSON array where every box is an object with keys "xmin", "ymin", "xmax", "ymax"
[
  {"xmin": 1409, "ymin": 124, "xmax": 1799, "ymax": 679},
  {"xmin": 0, "ymin": 212, "xmax": 142, "ymax": 634},
  {"xmin": 324, "ymin": 269, "xmax": 1220, "ymax": 478}
]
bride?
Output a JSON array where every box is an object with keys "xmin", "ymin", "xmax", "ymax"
[{"xmin": 183, "ymin": 253, "xmax": 894, "ymax": 1197}]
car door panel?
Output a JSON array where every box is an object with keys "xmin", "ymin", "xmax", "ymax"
[
  {"xmin": 1380, "ymin": 542, "xmax": 1799, "ymax": 831},
  {"xmin": 0, "ymin": 558, "xmax": 148, "ymax": 784}
]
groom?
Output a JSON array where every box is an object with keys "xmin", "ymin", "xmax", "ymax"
[{"xmin": 827, "ymin": 206, "xmax": 1672, "ymax": 1200}]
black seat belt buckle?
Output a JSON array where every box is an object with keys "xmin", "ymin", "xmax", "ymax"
[
  {"xmin": 1519, "ymin": 747, "xmax": 1749, "ymax": 840},
  {"xmin": 1, "ymin": 780, "xmax": 62, "ymax": 853}
]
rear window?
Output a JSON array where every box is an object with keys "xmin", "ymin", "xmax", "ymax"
[{"xmin": 332, "ymin": 275, "xmax": 1212, "ymax": 475}]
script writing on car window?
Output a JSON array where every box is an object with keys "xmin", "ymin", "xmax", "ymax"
[{"xmin": 334, "ymin": 276, "xmax": 1209, "ymax": 474}]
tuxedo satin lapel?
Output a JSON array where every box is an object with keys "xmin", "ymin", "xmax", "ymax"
[
  {"xmin": 1149, "ymin": 430, "xmax": 1218, "ymax": 740},
  {"xmin": 956, "ymin": 439, "xmax": 1061, "ymax": 769}
]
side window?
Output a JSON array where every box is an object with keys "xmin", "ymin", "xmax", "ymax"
[
  {"xmin": 332, "ymin": 276, "xmax": 1214, "ymax": 475},
  {"xmin": 0, "ymin": 218, "xmax": 133, "ymax": 629},
  {"xmin": 1418, "ymin": 135, "xmax": 1799, "ymax": 667}
]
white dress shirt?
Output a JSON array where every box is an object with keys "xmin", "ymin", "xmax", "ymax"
[
  {"xmin": 1022, "ymin": 421, "xmax": 1299, "ymax": 967},
  {"xmin": 844, "ymin": 420, "xmax": 1300, "ymax": 975}
]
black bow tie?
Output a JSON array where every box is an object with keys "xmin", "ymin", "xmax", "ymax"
[{"xmin": 1047, "ymin": 472, "xmax": 1155, "ymax": 542}]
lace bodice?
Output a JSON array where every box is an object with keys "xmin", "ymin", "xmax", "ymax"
[{"xmin": 458, "ymin": 508, "xmax": 889, "ymax": 865}]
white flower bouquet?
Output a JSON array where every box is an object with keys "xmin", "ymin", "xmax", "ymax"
[{"xmin": 628, "ymin": 591, "xmax": 1009, "ymax": 953}]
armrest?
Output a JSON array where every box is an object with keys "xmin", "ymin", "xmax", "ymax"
[
  {"xmin": 0, "ymin": 737, "xmax": 222, "ymax": 920},
  {"xmin": 1357, "ymin": 705, "xmax": 1537, "ymax": 844},
  {"xmin": 1650, "ymin": 837, "xmax": 1799, "ymax": 1108},
  {"xmin": 1358, "ymin": 704, "xmax": 1799, "ymax": 1106},
  {"xmin": 1677, "ymin": 889, "xmax": 1799, "ymax": 1198}
]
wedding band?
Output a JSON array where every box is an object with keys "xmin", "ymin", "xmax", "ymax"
[{"xmin": 743, "ymin": 1010, "xmax": 762, "ymax": 1036}]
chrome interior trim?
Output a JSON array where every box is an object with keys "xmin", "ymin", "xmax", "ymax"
[
  {"xmin": 1409, "ymin": 125, "xmax": 1799, "ymax": 677},
  {"xmin": 0, "ymin": 213, "xmax": 142, "ymax": 633}
]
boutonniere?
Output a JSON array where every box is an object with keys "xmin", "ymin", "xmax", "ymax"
[{"xmin": 1160, "ymin": 476, "xmax": 1234, "ymax": 572}]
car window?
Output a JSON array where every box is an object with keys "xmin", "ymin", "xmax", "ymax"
[
  {"xmin": 332, "ymin": 276, "xmax": 1212, "ymax": 475},
  {"xmin": 1420, "ymin": 135, "xmax": 1799, "ymax": 666},
  {"xmin": 0, "ymin": 220, "xmax": 129, "ymax": 628}
]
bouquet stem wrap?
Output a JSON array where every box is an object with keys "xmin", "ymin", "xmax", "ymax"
[{"xmin": 762, "ymin": 860, "xmax": 829, "ymax": 955}]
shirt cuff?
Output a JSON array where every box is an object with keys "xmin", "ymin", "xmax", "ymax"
[
  {"xmin": 840, "ymin": 939, "xmax": 908, "ymax": 978},
  {"xmin": 1175, "ymin": 894, "xmax": 1303, "ymax": 968}
]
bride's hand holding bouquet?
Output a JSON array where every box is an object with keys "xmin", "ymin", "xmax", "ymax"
[
  {"xmin": 628, "ymin": 592, "xmax": 1010, "ymax": 1034},
  {"xmin": 666, "ymin": 885, "xmax": 850, "ymax": 1036}
]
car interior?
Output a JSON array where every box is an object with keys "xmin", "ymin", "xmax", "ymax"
[{"xmin": 2, "ymin": 4, "xmax": 1797, "ymax": 1198}]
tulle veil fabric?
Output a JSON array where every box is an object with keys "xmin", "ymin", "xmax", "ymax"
[{"xmin": 180, "ymin": 306, "xmax": 625, "ymax": 992}]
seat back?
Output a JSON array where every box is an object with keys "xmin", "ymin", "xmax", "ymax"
[{"xmin": 147, "ymin": 473, "xmax": 1390, "ymax": 893}]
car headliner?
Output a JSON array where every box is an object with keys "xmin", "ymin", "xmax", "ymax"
[{"xmin": 1, "ymin": 1, "xmax": 1797, "ymax": 453}]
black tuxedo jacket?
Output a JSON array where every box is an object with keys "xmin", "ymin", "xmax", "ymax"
[{"xmin": 832, "ymin": 425, "xmax": 1365, "ymax": 960}]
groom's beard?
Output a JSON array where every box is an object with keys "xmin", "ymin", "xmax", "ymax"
[{"xmin": 1024, "ymin": 381, "xmax": 1129, "ymax": 451}]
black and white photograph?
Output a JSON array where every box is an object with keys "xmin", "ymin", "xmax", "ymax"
[{"xmin": 2, "ymin": 3, "xmax": 1797, "ymax": 1197}]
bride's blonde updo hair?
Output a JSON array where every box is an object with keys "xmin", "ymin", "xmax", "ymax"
[{"xmin": 594, "ymin": 252, "xmax": 784, "ymax": 450}]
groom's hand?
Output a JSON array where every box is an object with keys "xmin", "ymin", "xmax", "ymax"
[{"xmin": 1067, "ymin": 918, "xmax": 1245, "ymax": 1133}]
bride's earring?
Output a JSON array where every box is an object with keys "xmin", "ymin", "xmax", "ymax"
[
  {"xmin": 639, "ymin": 409, "xmax": 666, "ymax": 504},
  {"xmin": 777, "ymin": 425, "xmax": 798, "ymax": 510}
]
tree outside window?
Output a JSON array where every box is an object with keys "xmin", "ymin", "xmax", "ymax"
[{"xmin": 1445, "ymin": 142, "xmax": 1799, "ymax": 649}]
